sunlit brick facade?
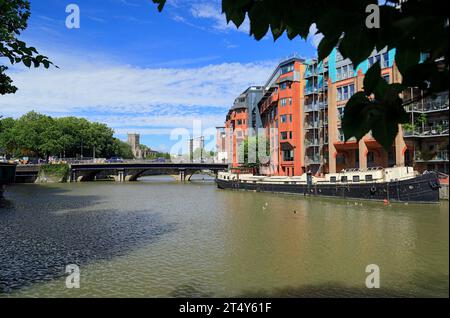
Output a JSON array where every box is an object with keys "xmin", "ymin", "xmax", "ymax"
[{"xmin": 222, "ymin": 50, "xmax": 449, "ymax": 176}]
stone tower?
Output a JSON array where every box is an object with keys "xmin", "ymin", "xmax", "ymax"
[{"xmin": 127, "ymin": 133, "xmax": 142, "ymax": 159}]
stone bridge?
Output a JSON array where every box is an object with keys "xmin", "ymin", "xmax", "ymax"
[
  {"xmin": 70, "ymin": 162, "xmax": 227, "ymax": 182},
  {"xmin": 15, "ymin": 162, "xmax": 228, "ymax": 183}
]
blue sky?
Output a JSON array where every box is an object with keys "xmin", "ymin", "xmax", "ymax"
[{"xmin": 0, "ymin": 0, "xmax": 320, "ymax": 153}]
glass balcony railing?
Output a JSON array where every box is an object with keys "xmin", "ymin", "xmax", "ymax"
[
  {"xmin": 403, "ymin": 125, "xmax": 449, "ymax": 137},
  {"xmin": 415, "ymin": 151, "xmax": 449, "ymax": 162},
  {"xmin": 305, "ymin": 121, "xmax": 319, "ymax": 129},
  {"xmin": 405, "ymin": 96, "xmax": 449, "ymax": 113},
  {"xmin": 304, "ymin": 101, "xmax": 328, "ymax": 112},
  {"xmin": 306, "ymin": 154, "xmax": 321, "ymax": 164},
  {"xmin": 305, "ymin": 85, "xmax": 327, "ymax": 95},
  {"xmin": 305, "ymin": 139, "xmax": 320, "ymax": 147}
]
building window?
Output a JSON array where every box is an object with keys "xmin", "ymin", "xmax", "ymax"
[
  {"xmin": 349, "ymin": 84, "xmax": 355, "ymax": 97},
  {"xmin": 383, "ymin": 74, "xmax": 390, "ymax": 83},
  {"xmin": 368, "ymin": 151, "xmax": 375, "ymax": 164},
  {"xmin": 369, "ymin": 52, "xmax": 390, "ymax": 68},
  {"xmin": 280, "ymin": 115, "xmax": 287, "ymax": 123},
  {"xmin": 283, "ymin": 150, "xmax": 294, "ymax": 161},
  {"xmin": 281, "ymin": 63, "xmax": 294, "ymax": 74},
  {"xmin": 289, "ymin": 131, "xmax": 293, "ymax": 139},
  {"xmin": 382, "ymin": 52, "xmax": 389, "ymax": 68},
  {"xmin": 237, "ymin": 119, "xmax": 242, "ymax": 125},
  {"xmin": 336, "ymin": 154, "xmax": 345, "ymax": 164},
  {"xmin": 281, "ymin": 131, "xmax": 288, "ymax": 140},
  {"xmin": 280, "ymin": 82, "xmax": 287, "ymax": 90},
  {"xmin": 337, "ymin": 84, "xmax": 355, "ymax": 101},
  {"xmin": 289, "ymin": 114, "xmax": 293, "ymax": 122}
]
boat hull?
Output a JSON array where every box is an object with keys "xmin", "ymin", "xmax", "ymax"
[{"xmin": 215, "ymin": 172, "xmax": 440, "ymax": 203}]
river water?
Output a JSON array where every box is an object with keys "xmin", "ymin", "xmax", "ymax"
[{"xmin": 0, "ymin": 176, "xmax": 448, "ymax": 298}]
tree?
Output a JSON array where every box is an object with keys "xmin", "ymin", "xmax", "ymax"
[
  {"xmin": 238, "ymin": 135, "xmax": 270, "ymax": 173},
  {"xmin": 1, "ymin": 0, "xmax": 55, "ymax": 95},
  {"xmin": 0, "ymin": 112, "xmax": 135, "ymax": 160},
  {"xmin": 152, "ymin": 0, "xmax": 448, "ymax": 150},
  {"xmin": 110, "ymin": 139, "xmax": 134, "ymax": 159}
]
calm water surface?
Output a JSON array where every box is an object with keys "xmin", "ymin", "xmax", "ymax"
[{"xmin": 0, "ymin": 176, "xmax": 448, "ymax": 297}]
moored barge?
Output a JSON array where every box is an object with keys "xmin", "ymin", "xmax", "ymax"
[{"xmin": 216, "ymin": 167, "xmax": 440, "ymax": 203}]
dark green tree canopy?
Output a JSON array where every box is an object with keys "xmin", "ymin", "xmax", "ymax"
[
  {"xmin": 0, "ymin": 0, "xmax": 55, "ymax": 95},
  {"xmin": 153, "ymin": 0, "xmax": 449, "ymax": 150},
  {"xmin": 0, "ymin": 111, "xmax": 134, "ymax": 159}
]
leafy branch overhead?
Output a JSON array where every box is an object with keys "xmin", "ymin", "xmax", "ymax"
[
  {"xmin": 152, "ymin": 0, "xmax": 449, "ymax": 150},
  {"xmin": 0, "ymin": 0, "xmax": 56, "ymax": 95}
]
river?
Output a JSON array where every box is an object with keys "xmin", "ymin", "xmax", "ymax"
[{"xmin": 0, "ymin": 176, "xmax": 448, "ymax": 297}]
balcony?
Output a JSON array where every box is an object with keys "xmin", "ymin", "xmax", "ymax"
[
  {"xmin": 304, "ymin": 101, "xmax": 327, "ymax": 112},
  {"xmin": 403, "ymin": 125, "xmax": 449, "ymax": 138},
  {"xmin": 305, "ymin": 154, "xmax": 321, "ymax": 165},
  {"xmin": 259, "ymin": 91, "xmax": 279, "ymax": 114},
  {"xmin": 305, "ymin": 85, "xmax": 327, "ymax": 95},
  {"xmin": 305, "ymin": 138, "xmax": 320, "ymax": 147},
  {"xmin": 305, "ymin": 121, "xmax": 320, "ymax": 130},
  {"xmin": 415, "ymin": 150, "xmax": 449, "ymax": 162},
  {"xmin": 405, "ymin": 96, "xmax": 449, "ymax": 113}
]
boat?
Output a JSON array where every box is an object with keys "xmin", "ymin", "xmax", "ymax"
[
  {"xmin": 215, "ymin": 166, "xmax": 441, "ymax": 203},
  {"xmin": 0, "ymin": 162, "xmax": 17, "ymax": 197}
]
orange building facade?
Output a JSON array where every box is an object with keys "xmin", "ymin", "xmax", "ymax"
[{"xmin": 222, "ymin": 50, "xmax": 449, "ymax": 176}]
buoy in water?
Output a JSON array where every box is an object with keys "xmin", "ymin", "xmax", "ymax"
[{"xmin": 383, "ymin": 199, "xmax": 389, "ymax": 205}]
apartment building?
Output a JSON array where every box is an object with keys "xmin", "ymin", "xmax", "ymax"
[
  {"xmin": 224, "ymin": 86, "xmax": 264, "ymax": 167},
  {"xmin": 223, "ymin": 50, "xmax": 448, "ymax": 176},
  {"xmin": 327, "ymin": 48, "xmax": 408, "ymax": 174},
  {"xmin": 257, "ymin": 56, "xmax": 305, "ymax": 176},
  {"xmin": 402, "ymin": 89, "xmax": 449, "ymax": 174}
]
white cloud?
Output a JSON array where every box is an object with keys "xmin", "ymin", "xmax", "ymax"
[
  {"xmin": 0, "ymin": 49, "xmax": 273, "ymax": 136},
  {"xmin": 190, "ymin": 2, "xmax": 250, "ymax": 33}
]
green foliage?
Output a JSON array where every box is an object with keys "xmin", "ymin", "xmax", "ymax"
[
  {"xmin": 39, "ymin": 163, "xmax": 70, "ymax": 179},
  {"xmin": 0, "ymin": 111, "xmax": 132, "ymax": 159},
  {"xmin": 152, "ymin": 0, "xmax": 449, "ymax": 151},
  {"xmin": 238, "ymin": 135, "xmax": 270, "ymax": 170},
  {"xmin": 111, "ymin": 139, "xmax": 134, "ymax": 159},
  {"xmin": 0, "ymin": 0, "xmax": 55, "ymax": 95}
]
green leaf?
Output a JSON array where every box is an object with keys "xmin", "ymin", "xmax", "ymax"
[
  {"xmin": 317, "ymin": 33, "xmax": 340, "ymax": 62},
  {"xmin": 22, "ymin": 57, "xmax": 31, "ymax": 68},
  {"xmin": 248, "ymin": 2, "xmax": 270, "ymax": 40},
  {"xmin": 152, "ymin": 0, "xmax": 166, "ymax": 12},
  {"xmin": 341, "ymin": 92, "xmax": 373, "ymax": 142},
  {"xmin": 363, "ymin": 61, "xmax": 381, "ymax": 95},
  {"xmin": 339, "ymin": 26, "xmax": 375, "ymax": 67},
  {"xmin": 395, "ymin": 47, "xmax": 420, "ymax": 76}
]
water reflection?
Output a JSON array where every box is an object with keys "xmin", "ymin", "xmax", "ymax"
[
  {"xmin": 1, "ymin": 182, "xmax": 448, "ymax": 298},
  {"xmin": 0, "ymin": 185, "xmax": 176, "ymax": 294}
]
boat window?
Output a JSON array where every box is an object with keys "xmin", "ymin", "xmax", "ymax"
[
  {"xmin": 353, "ymin": 176, "xmax": 360, "ymax": 182},
  {"xmin": 341, "ymin": 176, "xmax": 348, "ymax": 182},
  {"xmin": 330, "ymin": 176, "xmax": 337, "ymax": 182},
  {"xmin": 365, "ymin": 175, "xmax": 373, "ymax": 181}
]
